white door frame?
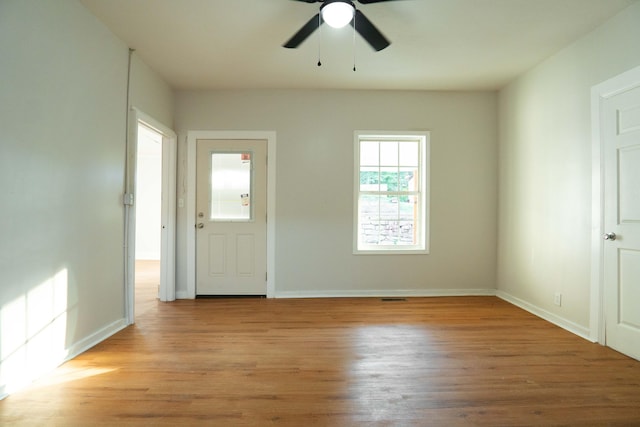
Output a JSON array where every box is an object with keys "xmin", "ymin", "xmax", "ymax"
[
  {"xmin": 590, "ymin": 64, "xmax": 640, "ymax": 344},
  {"xmin": 125, "ymin": 108, "xmax": 177, "ymax": 323},
  {"xmin": 186, "ymin": 131, "xmax": 277, "ymax": 298}
]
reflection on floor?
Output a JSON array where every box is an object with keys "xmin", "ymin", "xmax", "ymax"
[{"xmin": 135, "ymin": 259, "xmax": 159, "ymax": 317}]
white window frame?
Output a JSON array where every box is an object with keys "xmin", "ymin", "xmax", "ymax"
[{"xmin": 353, "ymin": 131, "xmax": 430, "ymax": 255}]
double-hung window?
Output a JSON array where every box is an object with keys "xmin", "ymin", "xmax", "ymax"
[{"xmin": 354, "ymin": 131, "xmax": 430, "ymax": 254}]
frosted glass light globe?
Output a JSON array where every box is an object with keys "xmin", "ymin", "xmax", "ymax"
[{"xmin": 321, "ymin": 2, "xmax": 355, "ymax": 29}]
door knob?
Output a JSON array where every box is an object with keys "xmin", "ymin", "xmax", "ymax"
[
  {"xmin": 603, "ymin": 232, "xmax": 616, "ymax": 241},
  {"xmin": 197, "ymin": 223, "xmax": 204, "ymax": 229}
]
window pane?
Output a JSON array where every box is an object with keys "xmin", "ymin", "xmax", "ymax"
[
  {"xmin": 380, "ymin": 221, "xmax": 402, "ymax": 245},
  {"xmin": 210, "ymin": 152, "xmax": 252, "ymax": 220},
  {"xmin": 380, "ymin": 167, "xmax": 398, "ymax": 192},
  {"xmin": 380, "ymin": 196, "xmax": 399, "ymax": 220},
  {"xmin": 359, "ymin": 194, "xmax": 380, "ymax": 245},
  {"xmin": 359, "ymin": 194, "xmax": 380, "ymax": 219},
  {"xmin": 360, "ymin": 141, "xmax": 379, "ymax": 166},
  {"xmin": 399, "ymin": 196, "xmax": 417, "ymax": 222},
  {"xmin": 359, "ymin": 167, "xmax": 380, "ymax": 191},
  {"xmin": 379, "ymin": 141, "xmax": 398, "ymax": 166},
  {"xmin": 399, "ymin": 141, "xmax": 419, "ymax": 166},
  {"xmin": 398, "ymin": 221, "xmax": 416, "ymax": 245},
  {"xmin": 399, "ymin": 167, "xmax": 417, "ymax": 191},
  {"xmin": 379, "ymin": 220, "xmax": 417, "ymax": 246}
]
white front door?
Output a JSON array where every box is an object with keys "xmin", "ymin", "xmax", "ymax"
[
  {"xmin": 196, "ymin": 139, "xmax": 267, "ymax": 295},
  {"xmin": 603, "ymin": 84, "xmax": 640, "ymax": 361}
]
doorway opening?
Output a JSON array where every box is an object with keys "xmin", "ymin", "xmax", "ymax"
[
  {"xmin": 135, "ymin": 123, "xmax": 162, "ymax": 315},
  {"xmin": 125, "ymin": 109, "xmax": 177, "ymax": 324}
]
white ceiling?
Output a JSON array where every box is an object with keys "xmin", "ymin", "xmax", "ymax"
[{"xmin": 81, "ymin": 0, "xmax": 637, "ymax": 91}]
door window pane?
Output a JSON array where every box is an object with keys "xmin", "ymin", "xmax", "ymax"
[{"xmin": 210, "ymin": 152, "xmax": 252, "ymax": 220}]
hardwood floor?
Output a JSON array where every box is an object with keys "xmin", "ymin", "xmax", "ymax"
[
  {"xmin": 134, "ymin": 259, "xmax": 160, "ymax": 317},
  {"xmin": 1, "ymin": 288, "xmax": 640, "ymax": 425}
]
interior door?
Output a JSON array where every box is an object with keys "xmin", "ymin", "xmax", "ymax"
[
  {"xmin": 603, "ymin": 84, "xmax": 640, "ymax": 361},
  {"xmin": 196, "ymin": 139, "xmax": 267, "ymax": 295}
]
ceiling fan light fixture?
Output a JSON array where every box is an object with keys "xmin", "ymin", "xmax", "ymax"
[{"xmin": 321, "ymin": 1, "xmax": 355, "ymax": 29}]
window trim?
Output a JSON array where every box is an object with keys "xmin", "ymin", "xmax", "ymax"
[{"xmin": 353, "ymin": 131, "xmax": 430, "ymax": 255}]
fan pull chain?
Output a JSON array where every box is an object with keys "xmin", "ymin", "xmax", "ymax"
[
  {"xmin": 352, "ymin": 15, "xmax": 357, "ymax": 72},
  {"xmin": 317, "ymin": 13, "xmax": 322, "ymax": 67}
]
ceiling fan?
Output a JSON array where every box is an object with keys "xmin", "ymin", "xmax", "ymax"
[{"xmin": 283, "ymin": 0, "xmax": 398, "ymax": 52}]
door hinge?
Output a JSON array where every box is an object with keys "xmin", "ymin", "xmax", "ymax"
[{"xmin": 123, "ymin": 193, "xmax": 134, "ymax": 206}]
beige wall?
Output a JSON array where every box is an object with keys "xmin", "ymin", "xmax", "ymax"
[
  {"xmin": 0, "ymin": 0, "xmax": 173, "ymax": 397},
  {"xmin": 129, "ymin": 52, "xmax": 175, "ymax": 262},
  {"xmin": 497, "ymin": 2, "xmax": 640, "ymax": 331},
  {"xmin": 175, "ymin": 90, "xmax": 498, "ymax": 296},
  {"xmin": 130, "ymin": 54, "xmax": 174, "ymax": 129}
]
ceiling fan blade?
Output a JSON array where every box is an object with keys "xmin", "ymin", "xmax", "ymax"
[
  {"xmin": 351, "ymin": 10, "xmax": 390, "ymax": 51},
  {"xmin": 283, "ymin": 13, "xmax": 321, "ymax": 48},
  {"xmin": 289, "ymin": 0, "xmax": 320, "ymax": 2}
]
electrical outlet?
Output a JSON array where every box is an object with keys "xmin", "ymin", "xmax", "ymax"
[{"xmin": 554, "ymin": 293, "xmax": 562, "ymax": 307}]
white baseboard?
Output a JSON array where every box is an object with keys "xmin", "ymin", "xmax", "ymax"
[
  {"xmin": 275, "ymin": 288, "xmax": 497, "ymax": 299},
  {"xmin": 0, "ymin": 318, "xmax": 127, "ymax": 401},
  {"xmin": 176, "ymin": 289, "xmax": 495, "ymax": 299},
  {"xmin": 65, "ymin": 318, "xmax": 128, "ymax": 361},
  {"xmin": 496, "ymin": 290, "xmax": 592, "ymax": 341}
]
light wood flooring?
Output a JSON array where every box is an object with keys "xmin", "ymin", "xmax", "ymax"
[
  {"xmin": 134, "ymin": 259, "xmax": 160, "ymax": 317},
  {"xmin": 1, "ymin": 270, "xmax": 640, "ymax": 426}
]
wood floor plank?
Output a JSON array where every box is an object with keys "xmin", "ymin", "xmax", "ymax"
[{"xmin": 2, "ymin": 294, "xmax": 640, "ymax": 426}]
